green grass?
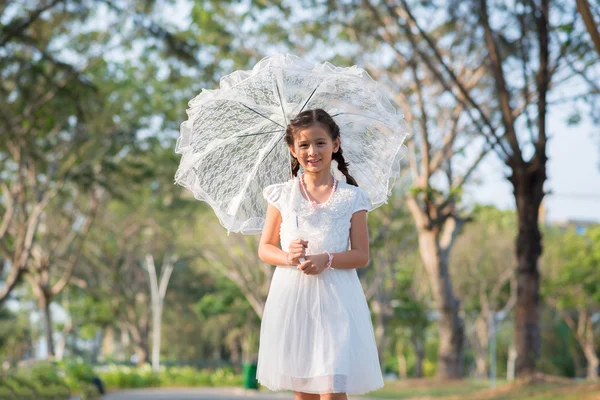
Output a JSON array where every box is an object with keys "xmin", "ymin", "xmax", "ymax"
[
  {"xmin": 368, "ymin": 379, "xmax": 492, "ymax": 399},
  {"xmin": 366, "ymin": 379, "xmax": 600, "ymax": 400}
]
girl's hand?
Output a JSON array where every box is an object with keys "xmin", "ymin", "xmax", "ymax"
[
  {"xmin": 287, "ymin": 239, "xmax": 308, "ymax": 265},
  {"xmin": 298, "ymin": 253, "xmax": 328, "ymax": 275}
]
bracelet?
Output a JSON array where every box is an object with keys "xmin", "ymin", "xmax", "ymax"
[{"xmin": 324, "ymin": 251, "xmax": 334, "ymax": 270}]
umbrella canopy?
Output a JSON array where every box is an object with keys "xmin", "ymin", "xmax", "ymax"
[{"xmin": 175, "ymin": 54, "xmax": 408, "ymax": 234}]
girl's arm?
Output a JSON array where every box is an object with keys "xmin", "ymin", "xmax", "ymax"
[
  {"xmin": 258, "ymin": 204, "xmax": 307, "ymax": 266},
  {"xmin": 331, "ymin": 210, "xmax": 370, "ymax": 268},
  {"xmin": 299, "ymin": 210, "xmax": 369, "ymax": 273},
  {"xmin": 258, "ymin": 204, "xmax": 288, "ymax": 266}
]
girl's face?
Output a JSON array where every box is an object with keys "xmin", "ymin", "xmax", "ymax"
[{"xmin": 288, "ymin": 124, "xmax": 340, "ymax": 174}]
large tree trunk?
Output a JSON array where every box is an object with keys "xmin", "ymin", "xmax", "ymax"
[
  {"xmin": 418, "ymin": 231, "xmax": 464, "ymax": 379},
  {"xmin": 511, "ymin": 166, "xmax": 545, "ymax": 377}
]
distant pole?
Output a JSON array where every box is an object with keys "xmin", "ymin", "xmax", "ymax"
[{"xmin": 489, "ymin": 312, "xmax": 497, "ymax": 388}]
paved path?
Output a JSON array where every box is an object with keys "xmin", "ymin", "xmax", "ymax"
[{"xmin": 94, "ymin": 387, "xmax": 373, "ymax": 400}]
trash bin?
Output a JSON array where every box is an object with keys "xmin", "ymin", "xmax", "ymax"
[{"xmin": 242, "ymin": 362, "xmax": 258, "ymax": 389}]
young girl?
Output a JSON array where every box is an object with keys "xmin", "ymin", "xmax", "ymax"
[{"xmin": 257, "ymin": 109, "xmax": 384, "ymax": 400}]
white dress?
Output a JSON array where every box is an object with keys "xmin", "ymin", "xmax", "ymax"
[{"xmin": 256, "ymin": 175, "xmax": 384, "ymax": 395}]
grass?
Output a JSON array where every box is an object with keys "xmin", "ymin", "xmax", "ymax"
[{"xmin": 367, "ymin": 376, "xmax": 600, "ymax": 400}]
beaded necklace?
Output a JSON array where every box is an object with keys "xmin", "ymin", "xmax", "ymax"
[{"xmin": 299, "ymin": 173, "xmax": 338, "ymax": 210}]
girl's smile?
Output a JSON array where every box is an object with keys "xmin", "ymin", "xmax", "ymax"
[{"xmin": 289, "ymin": 125, "xmax": 340, "ymax": 174}]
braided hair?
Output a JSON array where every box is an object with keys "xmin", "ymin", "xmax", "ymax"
[{"xmin": 285, "ymin": 109, "xmax": 358, "ymax": 187}]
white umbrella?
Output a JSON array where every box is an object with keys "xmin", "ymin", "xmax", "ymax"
[{"xmin": 175, "ymin": 54, "xmax": 407, "ymax": 234}]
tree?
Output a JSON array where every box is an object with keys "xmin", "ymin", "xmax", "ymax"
[
  {"xmin": 198, "ymin": 217, "xmax": 272, "ymax": 320},
  {"xmin": 146, "ymin": 253, "xmax": 176, "ymax": 372},
  {"xmin": 576, "ymin": 0, "xmax": 600, "ymax": 59},
  {"xmin": 451, "ymin": 206, "xmax": 517, "ymax": 378},
  {"xmin": 386, "ymin": 255, "xmax": 431, "ymax": 378},
  {"xmin": 359, "ymin": 192, "xmax": 418, "ymax": 372},
  {"xmin": 347, "ymin": 0, "xmax": 600, "ymax": 376},
  {"xmin": 542, "ymin": 225, "xmax": 600, "ymax": 380},
  {"xmin": 0, "ymin": 0, "xmax": 202, "ymax": 306},
  {"xmin": 194, "ymin": 274, "xmax": 261, "ymax": 365},
  {"xmin": 24, "ymin": 187, "xmax": 102, "ymax": 359}
]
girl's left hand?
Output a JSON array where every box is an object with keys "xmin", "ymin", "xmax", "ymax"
[{"xmin": 298, "ymin": 253, "xmax": 329, "ymax": 275}]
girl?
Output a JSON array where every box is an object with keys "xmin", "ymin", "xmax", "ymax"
[{"xmin": 257, "ymin": 109, "xmax": 384, "ymax": 400}]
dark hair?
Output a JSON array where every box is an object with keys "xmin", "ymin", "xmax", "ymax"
[{"xmin": 285, "ymin": 109, "xmax": 358, "ymax": 187}]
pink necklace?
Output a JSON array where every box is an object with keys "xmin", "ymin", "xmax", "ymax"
[{"xmin": 300, "ymin": 173, "xmax": 337, "ymax": 210}]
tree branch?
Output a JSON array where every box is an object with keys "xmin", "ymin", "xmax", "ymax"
[{"xmin": 576, "ymin": 0, "xmax": 600, "ymax": 59}]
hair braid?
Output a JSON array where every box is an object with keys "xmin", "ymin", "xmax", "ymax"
[{"xmin": 332, "ymin": 149, "xmax": 358, "ymax": 186}]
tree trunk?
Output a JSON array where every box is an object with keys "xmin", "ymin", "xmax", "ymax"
[
  {"xmin": 397, "ymin": 352, "xmax": 408, "ymax": 379},
  {"xmin": 570, "ymin": 341, "xmax": 586, "ymax": 379},
  {"xmin": 135, "ymin": 345, "xmax": 148, "ymax": 366},
  {"xmin": 583, "ymin": 343, "xmax": 599, "ymax": 381},
  {"xmin": 507, "ymin": 344, "xmax": 517, "ymax": 381},
  {"xmin": 372, "ymin": 298, "xmax": 388, "ymax": 373},
  {"xmin": 511, "ymin": 168, "xmax": 545, "ymax": 377},
  {"xmin": 418, "ymin": 231, "xmax": 464, "ymax": 379},
  {"xmin": 583, "ymin": 317, "xmax": 599, "ymax": 381},
  {"xmin": 474, "ymin": 316, "xmax": 489, "ymax": 378},
  {"xmin": 41, "ymin": 294, "xmax": 55, "ymax": 359},
  {"xmin": 102, "ymin": 326, "xmax": 115, "ymax": 361},
  {"xmin": 128, "ymin": 324, "xmax": 149, "ymax": 366},
  {"xmin": 151, "ymin": 303, "xmax": 162, "ymax": 372},
  {"xmin": 413, "ymin": 337, "xmax": 424, "ymax": 378}
]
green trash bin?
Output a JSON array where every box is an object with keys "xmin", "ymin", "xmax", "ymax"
[{"xmin": 242, "ymin": 362, "xmax": 259, "ymax": 389}]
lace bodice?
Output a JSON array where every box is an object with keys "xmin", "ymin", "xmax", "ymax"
[{"xmin": 263, "ymin": 175, "xmax": 372, "ymax": 259}]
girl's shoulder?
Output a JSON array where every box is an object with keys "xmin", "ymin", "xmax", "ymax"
[
  {"xmin": 337, "ymin": 180, "xmax": 372, "ymax": 213},
  {"xmin": 262, "ymin": 178, "xmax": 296, "ymax": 211}
]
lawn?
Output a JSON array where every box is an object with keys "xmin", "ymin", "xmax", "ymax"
[{"xmin": 367, "ymin": 376, "xmax": 600, "ymax": 400}]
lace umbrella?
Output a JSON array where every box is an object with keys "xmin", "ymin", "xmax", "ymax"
[{"xmin": 175, "ymin": 54, "xmax": 408, "ymax": 234}]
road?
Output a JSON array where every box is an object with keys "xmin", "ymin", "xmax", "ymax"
[{"xmin": 92, "ymin": 388, "xmax": 372, "ymax": 400}]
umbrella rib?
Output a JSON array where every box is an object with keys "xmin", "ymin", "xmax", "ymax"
[
  {"xmin": 330, "ymin": 112, "xmax": 391, "ymax": 126},
  {"xmin": 238, "ymin": 103, "xmax": 285, "ymax": 128},
  {"xmin": 190, "ymin": 128, "xmax": 284, "ymax": 155},
  {"xmin": 234, "ymin": 129, "xmax": 284, "ymax": 139},
  {"xmin": 228, "ymin": 132, "xmax": 286, "ymax": 229},
  {"xmin": 262, "ymin": 133, "xmax": 286, "ymax": 162},
  {"xmin": 299, "ymin": 82, "xmax": 322, "ymax": 114},
  {"xmin": 274, "ymin": 76, "xmax": 288, "ymax": 126}
]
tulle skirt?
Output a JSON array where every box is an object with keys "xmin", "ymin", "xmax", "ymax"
[{"xmin": 256, "ymin": 266, "xmax": 384, "ymax": 395}]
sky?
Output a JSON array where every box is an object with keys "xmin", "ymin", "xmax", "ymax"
[{"xmin": 465, "ymin": 109, "xmax": 600, "ymax": 223}]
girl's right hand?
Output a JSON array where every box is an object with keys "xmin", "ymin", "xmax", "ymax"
[{"xmin": 287, "ymin": 239, "xmax": 308, "ymax": 265}]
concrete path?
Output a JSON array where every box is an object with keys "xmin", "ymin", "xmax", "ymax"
[{"xmin": 92, "ymin": 387, "xmax": 373, "ymax": 400}]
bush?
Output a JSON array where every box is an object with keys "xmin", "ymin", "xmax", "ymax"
[
  {"xmin": 97, "ymin": 364, "xmax": 243, "ymax": 389},
  {"xmin": 0, "ymin": 361, "xmax": 100, "ymax": 400},
  {"xmin": 0, "ymin": 374, "xmax": 70, "ymax": 400}
]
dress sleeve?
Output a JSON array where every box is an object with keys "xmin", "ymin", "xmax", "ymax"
[
  {"xmin": 263, "ymin": 183, "xmax": 284, "ymax": 212},
  {"xmin": 352, "ymin": 187, "xmax": 372, "ymax": 214}
]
